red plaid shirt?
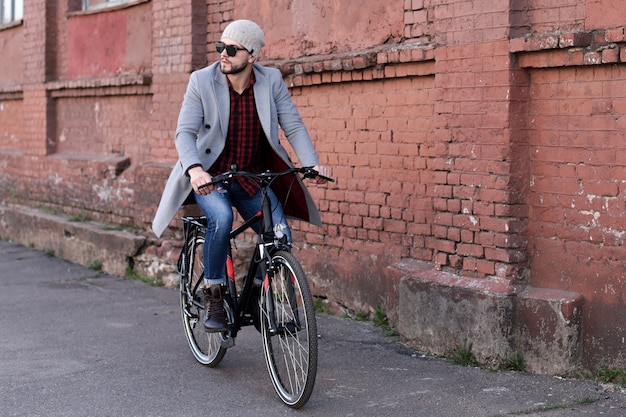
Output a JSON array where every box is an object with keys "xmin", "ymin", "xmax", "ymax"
[{"xmin": 210, "ymin": 72, "xmax": 270, "ymax": 195}]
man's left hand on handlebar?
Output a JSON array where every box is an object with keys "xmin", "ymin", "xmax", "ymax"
[
  {"xmin": 188, "ymin": 166, "xmax": 216, "ymax": 195},
  {"xmin": 311, "ymin": 165, "xmax": 331, "ymax": 184}
]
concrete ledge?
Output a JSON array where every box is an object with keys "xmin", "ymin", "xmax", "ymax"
[
  {"xmin": 0, "ymin": 204, "xmax": 145, "ymax": 277},
  {"xmin": 388, "ymin": 258, "xmax": 584, "ymax": 374},
  {"xmin": 0, "ymin": 203, "xmax": 254, "ymax": 289},
  {"xmin": 515, "ymin": 286, "xmax": 584, "ymax": 375},
  {"xmin": 391, "ymin": 259, "xmax": 517, "ymax": 367}
]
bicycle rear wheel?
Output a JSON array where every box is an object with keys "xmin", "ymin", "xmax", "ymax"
[
  {"xmin": 180, "ymin": 234, "xmax": 228, "ymax": 367},
  {"xmin": 260, "ymin": 251, "xmax": 318, "ymax": 408}
]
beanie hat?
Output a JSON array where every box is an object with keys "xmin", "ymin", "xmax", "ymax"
[{"xmin": 221, "ymin": 20, "xmax": 265, "ymax": 57}]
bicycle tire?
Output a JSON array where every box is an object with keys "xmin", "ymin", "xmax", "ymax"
[
  {"xmin": 180, "ymin": 234, "xmax": 229, "ymax": 367},
  {"xmin": 260, "ymin": 251, "xmax": 318, "ymax": 408}
]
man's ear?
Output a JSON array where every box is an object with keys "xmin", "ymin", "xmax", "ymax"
[{"xmin": 248, "ymin": 54, "xmax": 257, "ymax": 64}]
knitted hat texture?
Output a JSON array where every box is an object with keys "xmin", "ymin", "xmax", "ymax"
[{"xmin": 221, "ymin": 20, "xmax": 265, "ymax": 57}]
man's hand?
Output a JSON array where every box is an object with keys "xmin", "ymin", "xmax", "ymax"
[
  {"xmin": 312, "ymin": 165, "xmax": 331, "ymax": 184},
  {"xmin": 188, "ymin": 166, "xmax": 215, "ymax": 195}
]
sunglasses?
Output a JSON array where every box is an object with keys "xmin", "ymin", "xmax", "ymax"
[{"xmin": 215, "ymin": 41, "xmax": 249, "ymax": 57}]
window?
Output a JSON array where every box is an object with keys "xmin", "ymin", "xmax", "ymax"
[
  {"xmin": 1, "ymin": 0, "xmax": 23, "ymax": 25},
  {"xmin": 82, "ymin": 0, "xmax": 133, "ymax": 11}
]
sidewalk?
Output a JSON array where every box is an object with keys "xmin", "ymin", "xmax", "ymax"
[{"xmin": 0, "ymin": 239, "xmax": 624, "ymax": 416}]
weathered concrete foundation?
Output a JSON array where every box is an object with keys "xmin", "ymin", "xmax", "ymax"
[
  {"xmin": 387, "ymin": 259, "xmax": 584, "ymax": 375},
  {"xmin": 0, "ymin": 204, "xmax": 145, "ymax": 278}
]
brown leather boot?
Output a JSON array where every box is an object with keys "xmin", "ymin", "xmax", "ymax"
[{"xmin": 202, "ymin": 286, "xmax": 227, "ymax": 332}]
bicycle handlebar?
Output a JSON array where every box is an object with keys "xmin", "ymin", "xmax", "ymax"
[{"xmin": 198, "ymin": 166, "xmax": 334, "ymax": 190}]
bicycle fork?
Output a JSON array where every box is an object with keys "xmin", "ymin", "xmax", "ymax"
[{"xmin": 259, "ymin": 247, "xmax": 302, "ymax": 336}]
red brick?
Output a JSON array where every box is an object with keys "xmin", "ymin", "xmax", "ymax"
[
  {"xmin": 447, "ymin": 227, "xmax": 461, "ymax": 242},
  {"xmin": 476, "ymin": 259, "xmax": 495, "ymax": 275},
  {"xmin": 462, "ymin": 257, "xmax": 477, "ymax": 271},
  {"xmin": 584, "ymin": 51, "xmax": 601, "ymax": 65},
  {"xmin": 457, "ymin": 243, "xmax": 484, "ymax": 258},
  {"xmin": 602, "ymin": 47, "xmax": 619, "ymax": 64},
  {"xmin": 606, "ymin": 28, "xmax": 625, "ymax": 42},
  {"xmin": 428, "ymin": 237, "xmax": 456, "ymax": 254},
  {"xmin": 434, "ymin": 252, "xmax": 448, "ymax": 268}
]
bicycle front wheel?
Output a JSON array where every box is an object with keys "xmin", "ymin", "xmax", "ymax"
[
  {"xmin": 180, "ymin": 234, "xmax": 228, "ymax": 367},
  {"xmin": 260, "ymin": 251, "xmax": 318, "ymax": 408}
]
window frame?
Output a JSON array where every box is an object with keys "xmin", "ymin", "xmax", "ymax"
[
  {"xmin": 0, "ymin": 0, "xmax": 23, "ymax": 26},
  {"xmin": 68, "ymin": 0, "xmax": 150, "ymax": 19},
  {"xmin": 82, "ymin": 0, "xmax": 134, "ymax": 12}
]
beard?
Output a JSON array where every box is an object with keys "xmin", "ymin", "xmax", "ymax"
[{"xmin": 220, "ymin": 59, "xmax": 248, "ymax": 75}]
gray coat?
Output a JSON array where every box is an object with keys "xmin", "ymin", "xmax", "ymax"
[{"xmin": 152, "ymin": 62, "xmax": 321, "ymax": 238}]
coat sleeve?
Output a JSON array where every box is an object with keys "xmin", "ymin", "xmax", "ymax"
[
  {"xmin": 175, "ymin": 71, "xmax": 205, "ymax": 173},
  {"xmin": 271, "ymin": 70, "xmax": 320, "ymax": 167}
]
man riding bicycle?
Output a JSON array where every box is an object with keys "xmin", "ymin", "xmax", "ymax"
[{"xmin": 152, "ymin": 19, "xmax": 329, "ymax": 332}]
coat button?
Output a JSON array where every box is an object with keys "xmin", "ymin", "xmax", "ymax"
[
  {"xmin": 205, "ymin": 148, "xmax": 211, "ymax": 154},
  {"xmin": 205, "ymin": 124, "xmax": 210, "ymax": 129}
]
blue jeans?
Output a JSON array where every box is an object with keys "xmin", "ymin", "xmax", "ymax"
[{"xmin": 193, "ymin": 181, "xmax": 292, "ymax": 286}]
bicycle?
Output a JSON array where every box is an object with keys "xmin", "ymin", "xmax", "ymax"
[{"xmin": 176, "ymin": 166, "xmax": 333, "ymax": 408}]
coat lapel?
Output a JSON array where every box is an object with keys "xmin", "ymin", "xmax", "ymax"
[
  {"xmin": 253, "ymin": 66, "xmax": 272, "ymax": 141},
  {"xmin": 212, "ymin": 72, "xmax": 230, "ymax": 139}
]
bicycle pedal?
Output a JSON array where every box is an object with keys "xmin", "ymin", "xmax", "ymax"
[
  {"xmin": 181, "ymin": 306, "xmax": 195, "ymax": 319},
  {"xmin": 220, "ymin": 337, "xmax": 235, "ymax": 349}
]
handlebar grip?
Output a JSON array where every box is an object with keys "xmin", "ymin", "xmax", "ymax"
[
  {"xmin": 302, "ymin": 168, "xmax": 317, "ymax": 179},
  {"xmin": 210, "ymin": 173, "xmax": 228, "ymax": 184},
  {"xmin": 302, "ymin": 167, "xmax": 335, "ymax": 182},
  {"xmin": 197, "ymin": 172, "xmax": 231, "ymax": 190}
]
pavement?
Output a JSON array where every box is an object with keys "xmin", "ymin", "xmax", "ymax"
[{"xmin": 0, "ymin": 239, "xmax": 625, "ymax": 417}]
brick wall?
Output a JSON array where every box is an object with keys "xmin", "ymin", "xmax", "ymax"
[
  {"xmin": 2, "ymin": 0, "xmax": 626, "ymax": 370},
  {"xmin": 0, "ymin": 96, "xmax": 23, "ymax": 153},
  {"xmin": 430, "ymin": 0, "xmax": 528, "ymax": 282},
  {"xmin": 510, "ymin": 1, "xmax": 626, "ymax": 368},
  {"xmin": 285, "ymin": 72, "xmax": 436, "ymax": 310},
  {"xmin": 0, "ymin": 24, "xmax": 23, "ymax": 83},
  {"xmin": 526, "ymin": 64, "xmax": 626, "ymax": 367}
]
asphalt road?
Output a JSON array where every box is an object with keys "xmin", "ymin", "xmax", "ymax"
[{"xmin": 1, "ymin": 240, "xmax": 625, "ymax": 417}]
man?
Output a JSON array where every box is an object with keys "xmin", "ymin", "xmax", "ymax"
[{"xmin": 152, "ymin": 20, "xmax": 328, "ymax": 332}]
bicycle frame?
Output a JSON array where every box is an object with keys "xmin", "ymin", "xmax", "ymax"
[
  {"xmin": 179, "ymin": 180, "xmax": 288, "ymax": 342},
  {"xmin": 223, "ymin": 180, "xmax": 288, "ymax": 339}
]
